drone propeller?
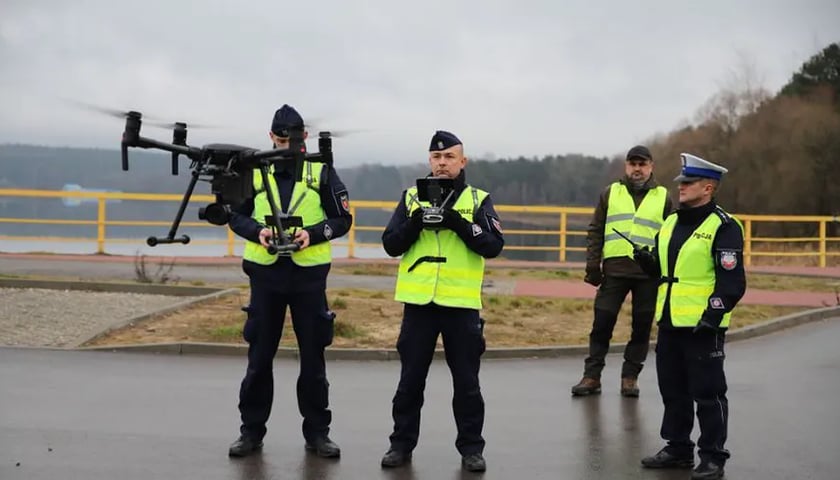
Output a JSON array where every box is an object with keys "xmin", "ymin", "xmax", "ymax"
[
  {"xmin": 145, "ymin": 120, "xmax": 219, "ymax": 130},
  {"xmin": 63, "ymin": 98, "xmax": 219, "ymax": 129},
  {"xmin": 61, "ymin": 98, "xmax": 164, "ymax": 121},
  {"xmin": 301, "ymin": 116, "xmax": 370, "ymax": 138}
]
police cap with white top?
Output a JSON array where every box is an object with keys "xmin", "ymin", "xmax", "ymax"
[{"xmin": 674, "ymin": 153, "xmax": 728, "ymax": 182}]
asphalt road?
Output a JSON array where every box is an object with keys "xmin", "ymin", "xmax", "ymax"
[{"xmin": 2, "ymin": 318, "xmax": 839, "ymax": 480}]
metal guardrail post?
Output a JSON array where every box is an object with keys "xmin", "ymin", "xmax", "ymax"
[
  {"xmin": 347, "ymin": 205, "xmax": 357, "ymax": 258},
  {"xmin": 819, "ymin": 220, "xmax": 827, "ymax": 268},
  {"xmin": 743, "ymin": 219, "xmax": 752, "ymax": 267},
  {"xmin": 227, "ymin": 228, "xmax": 235, "ymax": 257},
  {"xmin": 96, "ymin": 197, "xmax": 106, "ymax": 254},
  {"xmin": 559, "ymin": 211, "xmax": 567, "ymax": 262}
]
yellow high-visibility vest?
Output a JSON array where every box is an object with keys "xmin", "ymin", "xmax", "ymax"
[
  {"xmin": 603, "ymin": 182, "xmax": 667, "ymax": 259},
  {"xmin": 654, "ymin": 209, "xmax": 743, "ymax": 327},
  {"xmin": 394, "ymin": 186, "xmax": 488, "ymax": 309},
  {"xmin": 241, "ymin": 161, "xmax": 331, "ymax": 266}
]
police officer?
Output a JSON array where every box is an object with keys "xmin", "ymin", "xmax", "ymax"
[
  {"xmin": 572, "ymin": 145, "xmax": 673, "ymax": 397},
  {"xmin": 226, "ymin": 104, "xmax": 353, "ymax": 459},
  {"xmin": 379, "ymin": 130, "xmax": 504, "ymax": 473},
  {"xmin": 635, "ymin": 153, "xmax": 745, "ymax": 480}
]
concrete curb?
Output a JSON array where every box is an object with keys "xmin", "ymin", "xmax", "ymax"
[
  {"xmin": 0, "ymin": 277, "xmax": 225, "ymax": 297},
  {"xmin": 76, "ymin": 306, "xmax": 840, "ymax": 360}
]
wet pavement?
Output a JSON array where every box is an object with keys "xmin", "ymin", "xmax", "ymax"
[{"xmin": 2, "ymin": 318, "xmax": 839, "ymax": 479}]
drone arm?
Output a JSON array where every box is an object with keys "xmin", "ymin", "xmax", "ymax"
[
  {"xmin": 245, "ymin": 146, "xmax": 332, "ymax": 165},
  {"xmin": 129, "ymin": 135, "xmax": 198, "ymax": 158}
]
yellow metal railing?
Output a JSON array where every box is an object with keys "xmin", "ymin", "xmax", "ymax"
[{"xmin": 1, "ymin": 188, "xmax": 838, "ymax": 267}]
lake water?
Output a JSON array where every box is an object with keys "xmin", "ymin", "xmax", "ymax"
[{"xmin": 0, "ymin": 238, "xmax": 390, "ymax": 259}]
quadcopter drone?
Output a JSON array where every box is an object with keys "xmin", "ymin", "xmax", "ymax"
[{"xmin": 119, "ymin": 110, "xmax": 335, "ymax": 255}]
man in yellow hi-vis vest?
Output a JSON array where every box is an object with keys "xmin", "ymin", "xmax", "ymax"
[
  {"xmin": 634, "ymin": 153, "xmax": 745, "ymax": 480},
  {"xmin": 379, "ymin": 130, "xmax": 504, "ymax": 473},
  {"xmin": 226, "ymin": 105, "xmax": 352, "ymax": 460},
  {"xmin": 572, "ymin": 145, "xmax": 673, "ymax": 397}
]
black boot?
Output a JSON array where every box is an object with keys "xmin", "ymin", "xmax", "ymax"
[
  {"xmin": 692, "ymin": 460, "xmax": 725, "ymax": 479},
  {"xmin": 462, "ymin": 453, "xmax": 487, "ymax": 472},
  {"xmin": 305, "ymin": 436, "xmax": 341, "ymax": 458},
  {"xmin": 228, "ymin": 435, "xmax": 263, "ymax": 457},
  {"xmin": 381, "ymin": 448, "xmax": 412, "ymax": 468},
  {"xmin": 641, "ymin": 448, "xmax": 694, "ymax": 469}
]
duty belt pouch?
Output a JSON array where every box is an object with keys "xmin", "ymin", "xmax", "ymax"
[{"xmin": 319, "ymin": 310, "xmax": 336, "ymax": 347}]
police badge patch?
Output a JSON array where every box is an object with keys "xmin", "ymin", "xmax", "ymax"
[
  {"xmin": 339, "ymin": 192, "xmax": 350, "ymax": 213},
  {"xmin": 471, "ymin": 224, "xmax": 483, "ymax": 237},
  {"xmin": 491, "ymin": 217, "xmax": 502, "ymax": 233},
  {"xmin": 709, "ymin": 297, "xmax": 725, "ymax": 309},
  {"xmin": 720, "ymin": 250, "xmax": 737, "ymax": 270},
  {"xmin": 324, "ymin": 224, "xmax": 333, "ymax": 240}
]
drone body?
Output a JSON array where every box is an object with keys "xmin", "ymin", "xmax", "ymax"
[{"xmin": 120, "ymin": 111, "xmax": 335, "ymax": 253}]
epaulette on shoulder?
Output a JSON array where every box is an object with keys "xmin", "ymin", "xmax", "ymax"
[{"xmin": 713, "ymin": 205, "xmax": 732, "ymax": 224}]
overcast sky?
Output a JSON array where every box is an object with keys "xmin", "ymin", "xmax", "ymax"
[{"xmin": 1, "ymin": 0, "xmax": 838, "ymax": 166}]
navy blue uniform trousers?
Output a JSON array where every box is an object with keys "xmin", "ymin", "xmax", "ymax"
[
  {"xmin": 238, "ymin": 282, "xmax": 334, "ymax": 443},
  {"xmin": 656, "ymin": 327, "xmax": 730, "ymax": 464},
  {"xmin": 389, "ymin": 302, "xmax": 486, "ymax": 455}
]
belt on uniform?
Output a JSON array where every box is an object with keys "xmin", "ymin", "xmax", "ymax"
[
  {"xmin": 660, "ymin": 276, "xmax": 679, "ymax": 284},
  {"xmin": 407, "ymin": 256, "xmax": 447, "ymax": 272}
]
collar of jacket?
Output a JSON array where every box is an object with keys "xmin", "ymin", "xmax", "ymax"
[
  {"xmin": 676, "ymin": 200, "xmax": 717, "ymax": 225},
  {"xmin": 425, "ymin": 169, "xmax": 468, "ymax": 193}
]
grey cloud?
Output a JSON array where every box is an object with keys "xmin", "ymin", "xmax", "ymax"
[{"xmin": 1, "ymin": 0, "xmax": 838, "ymax": 165}]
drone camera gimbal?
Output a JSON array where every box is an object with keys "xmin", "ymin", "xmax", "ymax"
[{"xmin": 120, "ymin": 111, "xmax": 334, "ymax": 255}]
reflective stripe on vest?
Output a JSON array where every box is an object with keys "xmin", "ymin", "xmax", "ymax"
[
  {"xmin": 241, "ymin": 161, "xmax": 331, "ymax": 266},
  {"xmin": 603, "ymin": 182, "xmax": 667, "ymax": 259},
  {"xmin": 654, "ymin": 210, "xmax": 742, "ymax": 328},
  {"xmin": 394, "ymin": 186, "xmax": 488, "ymax": 309}
]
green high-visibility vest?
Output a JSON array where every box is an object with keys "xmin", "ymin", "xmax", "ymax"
[
  {"xmin": 603, "ymin": 182, "xmax": 667, "ymax": 259},
  {"xmin": 394, "ymin": 185, "xmax": 489, "ymax": 309},
  {"xmin": 654, "ymin": 209, "xmax": 743, "ymax": 328},
  {"xmin": 241, "ymin": 161, "xmax": 331, "ymax": 266}
]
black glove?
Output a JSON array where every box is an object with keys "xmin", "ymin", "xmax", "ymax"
[
  {"xmin": 584, "ymin": 268, "xmax": 603, "ymax": 287},
  {"xmin": 633, "ymin": 246, "xmax": 658, "ymax": 276},
  {"xmin": 408, "ymin": 208, "xmax": 424, "ymax": 230},
  {"xmin": 440, "ymin": 208, "xmax": 470, "ymax": 234},
  {"xmin": 693, "ymin": 314, "xmax": 721, "ymax": 334}
]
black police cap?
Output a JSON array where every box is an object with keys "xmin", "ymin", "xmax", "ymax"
[
  {"xmin": 429, "ymin": 130, "xmax": 462, "ymax": 151},
  {"xmin": 271, "ymin": 104, "xmax": 304, "ymax": 137}
]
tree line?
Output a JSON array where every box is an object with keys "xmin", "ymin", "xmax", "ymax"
[{"xmin": 1, "ymin": 43, "xmax": 837, "ymax": 256}]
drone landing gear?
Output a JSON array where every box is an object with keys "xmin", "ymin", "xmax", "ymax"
[{"xmin": 146, "ymin": 166, "xmax": 202, "ymax": 247}]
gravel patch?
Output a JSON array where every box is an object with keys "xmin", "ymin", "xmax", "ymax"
[{"xmin": 0, "ymin": 288, "xmax": 188, "ymax": 347}]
